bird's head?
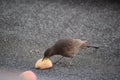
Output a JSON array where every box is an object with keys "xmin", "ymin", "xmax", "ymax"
[{"xmin": 42, "ymin": 47, "xmax": 54, "ymax": 61}]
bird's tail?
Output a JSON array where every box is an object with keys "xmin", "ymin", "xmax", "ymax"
[{"xmin": 87, "ymin": 45, "xmax": 99, "ymax": 49}]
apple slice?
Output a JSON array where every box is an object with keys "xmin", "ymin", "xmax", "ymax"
[{"xmin": 35, "ymin": 58, "xmax": 53, "ymax": 69}]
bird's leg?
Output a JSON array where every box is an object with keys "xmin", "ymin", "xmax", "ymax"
[
  {"xmin": 87, "ymin": 45, "xmax": 99, "ymax": 49},
  {"xmin": 54, "ymin": 56, "xmax": 64, "ymax": 64}
]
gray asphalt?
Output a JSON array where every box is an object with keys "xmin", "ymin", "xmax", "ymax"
[{"xmin": 0, "ymin": 0, "xmax": 120, "ymax": 80}]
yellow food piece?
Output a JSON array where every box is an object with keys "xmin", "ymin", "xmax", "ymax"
[{"xmin": 35, "ymin": 58, "xmax": 53, "ymax": 69}]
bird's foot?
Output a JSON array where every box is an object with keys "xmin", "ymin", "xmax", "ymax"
[
  {"xmin": 64, "ymin": 62, "xmax": 74, "ymax": 67},
  {"xmin": 69, "ymin": 62, "xmax": 74, "ymax": 66}
]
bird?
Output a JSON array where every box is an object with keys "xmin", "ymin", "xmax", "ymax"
[{"xmin": 42, "ymin": 38, "xmax": 99, "ymax": 64}]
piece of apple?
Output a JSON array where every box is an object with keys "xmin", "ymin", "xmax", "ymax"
[{"xmin": 35, "ymin": 58, "xmax": 53, "ymax": 69}]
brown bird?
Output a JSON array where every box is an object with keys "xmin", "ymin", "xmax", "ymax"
[{"xmin": 42, "ymin": 38, "xmax": 99, "ymax": 64}]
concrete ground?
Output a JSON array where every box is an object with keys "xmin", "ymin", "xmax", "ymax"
[{"xmin": 0, "ymin": 0, "xmax": 120, "ymax": 80}]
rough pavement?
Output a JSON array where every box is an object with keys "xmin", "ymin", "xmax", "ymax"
[{"xmin": 0, "ymin": 0, "xmax": 120, "ymax": 80}]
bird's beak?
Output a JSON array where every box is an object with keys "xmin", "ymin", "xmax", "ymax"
[
  {"xmin": 42, "ymin": 57, "xmax": 45, "ymax": 61},
  {"xmin": 42, "ymin": 56, "xmax": 47, "ymax": 61}
]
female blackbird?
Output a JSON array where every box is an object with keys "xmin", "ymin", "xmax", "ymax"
[{"xmin": 42, "ymin": 38, "xmax": 99, "ymax": 63}]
